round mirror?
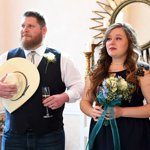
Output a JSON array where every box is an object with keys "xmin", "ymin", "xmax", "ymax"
[{"xmin": 110, "ymin": 0, "xmax": 150, "ymax": 50}]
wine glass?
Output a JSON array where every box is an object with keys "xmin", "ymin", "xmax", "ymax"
[{"xmin": 42, "ymin": 87, "xmax": 53, "ymax": 118}]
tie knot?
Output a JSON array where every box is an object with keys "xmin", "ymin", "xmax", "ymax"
[{"xmin": 30, "ymin": 51, "xmax": 36, "ymax": 56}]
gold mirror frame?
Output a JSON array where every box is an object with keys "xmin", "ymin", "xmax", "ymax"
[
  {"xmin": 109, "ymin": 0, "xmax": 150, "ymax": 50},
  {"xmin": 91, "ymin": 0, "xmax": 150, "ymax": 51}
]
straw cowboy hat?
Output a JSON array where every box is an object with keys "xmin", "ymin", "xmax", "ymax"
[{"xmin": 0, "ymin": 57, "xmax": 40, "ymax": 113}]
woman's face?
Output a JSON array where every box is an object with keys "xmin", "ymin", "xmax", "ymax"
[{"xmin": 106, "ymin": 27, "xmax": 129, "ymax": 59}]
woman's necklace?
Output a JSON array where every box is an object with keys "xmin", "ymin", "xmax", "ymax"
[
  {"xmin": 110, "ymin": 63, "xmax": 126, "ymax": 72},
  {"xmin": 111, "ymin": 63, "xmax": 124, "ymax": 66}
]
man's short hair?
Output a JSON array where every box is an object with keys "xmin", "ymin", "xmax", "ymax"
[{"xmin": 24, "ymin": 11, "xmax": 46, "ymax": 27}]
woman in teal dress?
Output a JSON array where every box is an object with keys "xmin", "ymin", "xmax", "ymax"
[{"xmin": 80, "ymin": 23, "xmax": 150, "ymax": 150}]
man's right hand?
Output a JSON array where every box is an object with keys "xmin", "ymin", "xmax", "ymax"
[{"xmin": 0, "ymin": 74, "xmax": 17, "ymax": 99}]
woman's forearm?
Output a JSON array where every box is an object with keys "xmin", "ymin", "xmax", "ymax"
[{"xmin": 121, "ymin": 103, "xmax": 150, "ymax": 118}]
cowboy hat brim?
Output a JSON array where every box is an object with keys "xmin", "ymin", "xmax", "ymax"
[{"xmin": 0, "ymin": 57, "xmax": 40, "ymax": 113}]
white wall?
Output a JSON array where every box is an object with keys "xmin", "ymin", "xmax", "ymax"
[{"xmin": 0, "ymin": 0, "xmax": 5, "ymax": 52}]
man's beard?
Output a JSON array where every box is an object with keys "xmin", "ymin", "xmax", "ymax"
[{"xmin": 21, "ymin": 33, "xmax": 43, "ymax": 50}]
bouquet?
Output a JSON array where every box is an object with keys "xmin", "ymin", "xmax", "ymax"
[
  {"xmin": 98, "ymin": 75, "xmax": 135, "ymax": 126},
  {"xmin": 86, "ymin": 76, "xmax": 135, "ymax": 150},
  {"xmin": 100, "ymin": 76, "xmax": 134, "ymax": 104}
]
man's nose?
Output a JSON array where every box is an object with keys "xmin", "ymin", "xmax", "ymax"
[{"xmin": 22, "ymin": 26, "xmax": 29, "ymax": 32}]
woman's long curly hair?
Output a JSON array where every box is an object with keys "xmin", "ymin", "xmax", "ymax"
[{"xmin": 89, "ymin": 23, "xmax": 140, "ymax": 101}]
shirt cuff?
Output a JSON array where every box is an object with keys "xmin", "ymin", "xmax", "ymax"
[{"xmin": 64, "ymin": 90, "xmax": 81, "ymax": 103}]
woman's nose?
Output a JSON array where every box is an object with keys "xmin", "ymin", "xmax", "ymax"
[{"xmin": 109, "ymin": 39, "xmax": 115, "ymax": 44}]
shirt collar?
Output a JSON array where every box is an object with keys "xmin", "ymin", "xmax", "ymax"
[{"xmin": 23, "ymin": 44, "xmax": 47, "ymax": 57}]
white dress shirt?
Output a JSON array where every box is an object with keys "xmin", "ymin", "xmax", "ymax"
[{"xmin": 0, "ymin": 45, "xmax": 84, "ymax": 102}]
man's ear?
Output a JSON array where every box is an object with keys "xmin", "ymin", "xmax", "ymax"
[{"xmin": 42, "ymin": 26, "xmax": 47, "ymax": 37}]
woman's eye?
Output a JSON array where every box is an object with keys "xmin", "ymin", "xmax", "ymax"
[
  {"xmin": 106, "ymin": 38, "xmax": 111, "ymax": 41},
  {"xmin": 116, "ymin": 37, "xmax": 122, "ymax": 40}
]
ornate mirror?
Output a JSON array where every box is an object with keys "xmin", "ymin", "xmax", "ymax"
[
  {"xmin": 90, "ymin": 0, "xmax": 150, "ymax": 64},
  {"xmin": 110, "ymin": 0, "xmax": 150, "ymax": 50}
]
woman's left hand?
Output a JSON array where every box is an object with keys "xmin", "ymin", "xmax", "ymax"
[
  {"xmin": 113, "ymin": 106, "xmax": 123, "ymax": 118},
  {"xmin": 105, "ymin": 106, "xmax": 123, "ymax": 120}
]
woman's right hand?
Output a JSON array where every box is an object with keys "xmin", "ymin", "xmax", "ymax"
[{"xmin": 91, "ymin": 105, "xmax": 104, "ymax": 121}]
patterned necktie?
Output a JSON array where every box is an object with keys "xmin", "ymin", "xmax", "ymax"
[{"xmin": 30, "ymin": 51, "xmax": 36, "ymax": 64}]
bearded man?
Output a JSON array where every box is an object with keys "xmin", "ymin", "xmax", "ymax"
[{"xmin": 0, "ymin": 11, "xmax": 83, "ymax": 150}]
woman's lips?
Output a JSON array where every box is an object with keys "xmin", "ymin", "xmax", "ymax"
[{"xmin": 109, "ymin": 47, "xmax": 117, "ymax": 51}]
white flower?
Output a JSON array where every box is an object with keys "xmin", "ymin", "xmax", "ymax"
[
  {"xmin": 43, "ymin": 52, "xmax": 56, "ymax": 73},
  {"xmin": 106, "ymin": 77, "xmax": 117, "ymax": 92},
  {"xmin": 118, "ymin": 78, "xmax": 128, "ymax": 91},
  {"xmin": 43, "ymin": 52, "xmax": 56, "ymax": 62}
]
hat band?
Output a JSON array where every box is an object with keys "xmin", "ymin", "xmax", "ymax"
[{"xmin": 11, "ymin": 71, "xmax": 29, "ymax": 101}]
